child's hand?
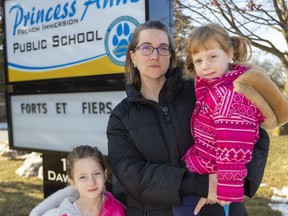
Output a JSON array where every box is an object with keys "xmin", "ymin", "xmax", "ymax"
[{"xmin": 218, "ymin": 200, "xmax": 231, "ymax": 207}]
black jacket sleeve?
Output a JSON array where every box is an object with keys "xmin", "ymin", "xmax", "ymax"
[
  {"xmin": 180, "ymin": 171, "xmax": 209, "ymax": 198},
  {"xmin": 107, "ymin": 111, "xmax": 187, "ymax": 206},
  {"xmin": 244, "ymin": 127, "xmax": 270, "ymax": 197}
]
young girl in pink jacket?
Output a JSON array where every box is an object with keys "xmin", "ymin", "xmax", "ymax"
[
  {"xmin": 32, "ymin": 145, "xmax": 126, "ymax": 216},
  {"xmin": 173, "ymin": 23, "xmax": 288, "ymax": 216}
]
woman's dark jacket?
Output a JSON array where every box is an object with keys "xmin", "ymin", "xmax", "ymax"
[{"xmin": 107, "ymin": 68, "xmax": 270, "ymax": 216}]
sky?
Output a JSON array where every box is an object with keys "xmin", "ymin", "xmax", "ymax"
[{"xmin": 270, "ymin": 33, "xmax": 287, "ymax": 52}]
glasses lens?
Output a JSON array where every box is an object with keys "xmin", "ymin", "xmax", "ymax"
[
  {"xmin": 138, "ymin": 45, "xmax": 153, "ymax": 55},
  {"xmin": 157, "ymin": 46, "xmax": 171, "ymax": 56},
  {"xmin": 136, "ymin": 45, "xmax": 171, "ymax": 56}
]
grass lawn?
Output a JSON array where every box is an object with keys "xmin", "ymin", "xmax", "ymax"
[
  {"xmin": 0, "ymin": 158, "xmax": 43, "ymax": 216},
  {"xmin": 0, "ymin": 135, "xmax": 287, "ymax": 215},
  {"xmin": 245, "ymin": 135, "xmax": 288, "ymax": 216}
]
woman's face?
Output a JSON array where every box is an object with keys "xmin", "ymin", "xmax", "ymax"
[
  {"xmin": 130, "ymin": 29, "xmax": 171, "ymax": 83},
  {"xmin": 69, "ymin": 157, "xmax": 106, "ymax": 200}
]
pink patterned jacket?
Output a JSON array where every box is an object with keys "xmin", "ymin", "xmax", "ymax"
[{"xmin": 183, "ymin": 64, "xmax": 264, "ymax": 202}]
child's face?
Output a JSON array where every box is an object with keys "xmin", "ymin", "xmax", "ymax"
[
  {"xmin": 69, "ymin": 157, "xmax": 106, "ymax": 200},
  {"xmin": 192, "ymin": 47, "xmax": 233, "ymax": 79}
]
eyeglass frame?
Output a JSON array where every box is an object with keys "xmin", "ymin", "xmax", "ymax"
[{"xmin": 134, "ymin": 44, "xmax": 171, "ymax": 56}]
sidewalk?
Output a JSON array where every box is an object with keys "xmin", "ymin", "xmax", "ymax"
[{"xmin": 0, "ymin": 122, "xmax": 8, "ymax": 142}]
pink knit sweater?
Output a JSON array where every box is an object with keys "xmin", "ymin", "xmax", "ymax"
[{"xmin": 183, "ymin": 64, "xmax": 264, "ymax": 202}]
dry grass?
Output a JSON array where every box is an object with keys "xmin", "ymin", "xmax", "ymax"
[
  {"xmin": 0, "ymin": 158, "xmax": 43, "ymax": 216},
  {"xmin": 245, "ymin": 135, "xmax": 288, "ymax": 216}
]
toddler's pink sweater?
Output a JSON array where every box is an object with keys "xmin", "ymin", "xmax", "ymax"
[{"xmin": 183, "ymin": 64, "xmax": 264, "ymax": 202}]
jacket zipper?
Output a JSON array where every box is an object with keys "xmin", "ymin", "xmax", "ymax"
[
  {"xmin": 144, "ymin": 203, "xmax": 148, "ymax": 216},
  {"xmin": 161, "ymin": 105, "xmax": 181, "ymax": 166},
  {"xmin": 162, "ymin": 106, "xmax": 171, "ymax": 122}
]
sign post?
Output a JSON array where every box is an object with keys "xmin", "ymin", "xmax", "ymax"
[{"xmin": 42, "ymin": 152, "xmax": 68, "ymax": 197}]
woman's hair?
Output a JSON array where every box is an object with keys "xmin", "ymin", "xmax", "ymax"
[
  {"xmin": 66, "ymin": 145, "xmax": 111, "ymax": 181},
  {"xmin": 125, "ymin": 20, "xmax": 177, "ymax": 89},
  {"xmin": 185, "ymin": 23, "xmax": 252, "ymax": 77}
]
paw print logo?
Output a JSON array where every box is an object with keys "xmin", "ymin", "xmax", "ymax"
[
  {"xmin": 112, "ymin": 23, "xmax": 132, "ymax": 59},
  {"xmin": 105, "ymin": 16, "xmax": 139, "ymax": 66}
]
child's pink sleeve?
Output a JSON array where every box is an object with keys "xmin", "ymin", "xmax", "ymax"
[{"xmin": 214, "ymin": 91, "xmax": 261, "ymax": 202}]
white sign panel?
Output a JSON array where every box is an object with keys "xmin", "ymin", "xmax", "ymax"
[
  {"xmin": 4, "ymin": 0, "xmax": 146, "ymax": 82},
  {"xmin": 9, "ymin": 91, "xmax": 126, "ymax": 154}
]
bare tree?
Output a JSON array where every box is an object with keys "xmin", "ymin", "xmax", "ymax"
[
  {"xmin": 173, "ymin": 1, "xmax": 194, "ymax": 68},
  {"xmin": 174, "ymin": 0, "xmax": 288, "ymax": 80}
]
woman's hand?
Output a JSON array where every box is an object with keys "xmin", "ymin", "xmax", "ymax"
[
  {"xmin": 194, "ymin": 197, "xmax": 207, "ymax": 215},
  {"xmin": 207, "ymin": 173, "xmax": 217, "ymax": 202},
  {"xmin": 208, "ymin": 174, "xmax": 231, "ymax": 206},
  {"xmin": 194, "ymin": 173, "xmax": 218, "ymax": 214}
]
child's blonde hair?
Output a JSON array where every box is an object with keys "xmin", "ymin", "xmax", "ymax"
[{"xmin": 185, "ymin": 23, "xmax": 252, "ymax": 77}]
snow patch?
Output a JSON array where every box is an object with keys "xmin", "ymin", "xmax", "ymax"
[{"xmin": 269, "ymin": 186, "xmax": 288, "ymax": 215}]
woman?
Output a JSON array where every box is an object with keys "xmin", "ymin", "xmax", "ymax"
[{"xmin": 106, "ymin": 20, "xmax": 270, "ymax": 216}]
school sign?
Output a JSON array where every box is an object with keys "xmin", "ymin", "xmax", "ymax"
[{"xmin": 4, "ymin": 0, "xmax": 145, "ymax": 82}]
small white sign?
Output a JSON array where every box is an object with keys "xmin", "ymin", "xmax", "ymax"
[{"xmin": 9, "ymin": 91, "xmax": 126, "ymax": 154}]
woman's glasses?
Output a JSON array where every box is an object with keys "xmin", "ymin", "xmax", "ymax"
[{"xmin": 134, "ymin": 45, "xmax": 171, "ymax": 56}]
